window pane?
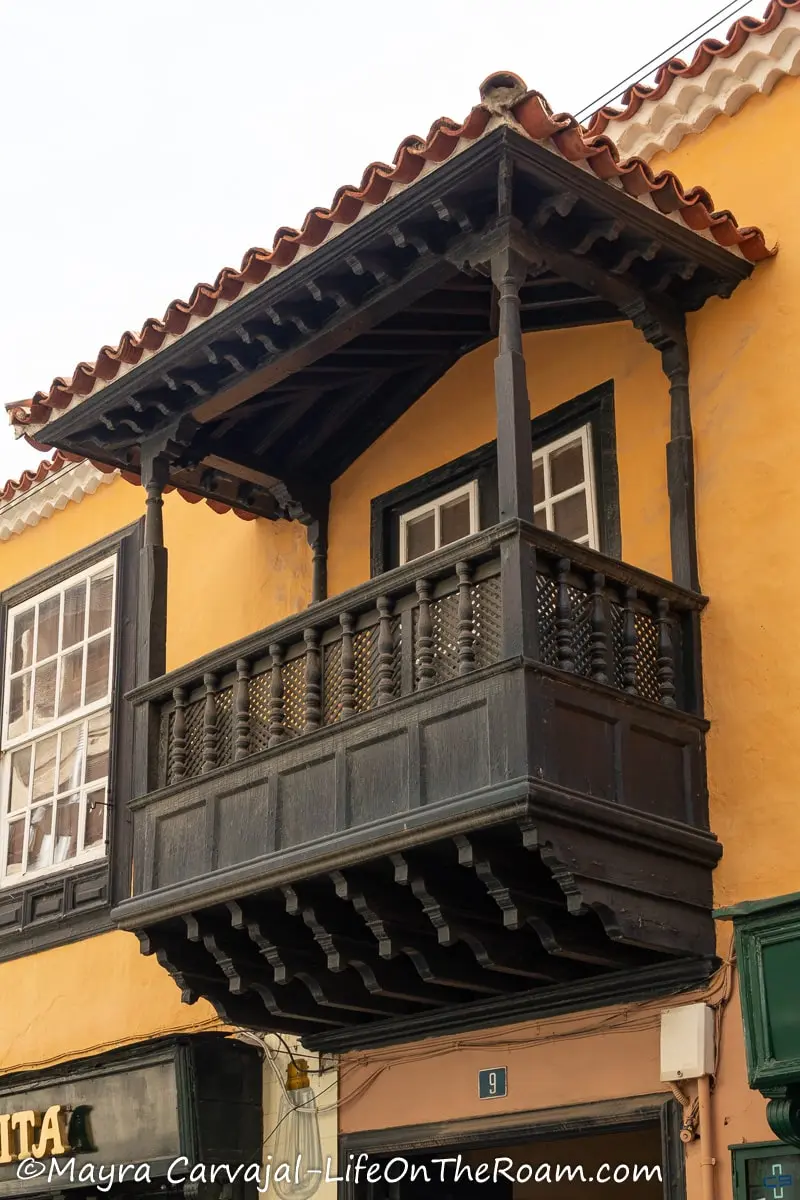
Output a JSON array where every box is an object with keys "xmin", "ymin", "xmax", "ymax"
[
  {"xmin": 37, "ymin": 596, "xmax": 61, "ymax": 662},
  {"xmin": 533, "ymin": 506, "xmax": 549, "ymax": 531},
  {"xmin": 85, "ymin": 712, "xmax": 111, "ymax": 783},
  {"xmin": 62, "ymin": 582, "xmax": 87, "ymax": 649},
  {"xmin": 405, "ymin": 511, "xmax": 435, "ymax": 562},
  {"xmin": 11, "ymin": 608, "xmax": 35, "ymax": 673},
  {"xmin": 8, "ymin": 672, "xmax": 31, "ymax": 736},
  {"xmin": 32, "ymin": 660, "xmax": 57, "ymax": 727},
  {"xmin": 550, "ymin": 439, "xmax": 585, "ymax": 495},
  {"xmin": 58, "ymin": 723, "xmax": 87, "ymax": 794},
  {"xmin": 59, "ymin": 646, "xmax": 84, "ymax": 717},
  {"xmin": 84, "ymin": 636, "xmax": 111, "ymax": 705},
  {"xmin": 440, "ymin": 495, "xmax": 472, "ymax": 547},
  {"xmin": 533, "ymin": 460, "xmax": 545, "ymax": 506},
  {"xmin": 54, "ymin": 794, "xmax": 80, "ymax": 864},
  {"xmin": 28, "ymin": 803, "xmax": 54, "ymax": 871},
  {"xmin": 5, "ymin": 818, "xmax": 25, "ymax": 875},
  {"xmin": 84, "ymin": 787, "xmax": 106, "ymax": 848},
  {"xmin": 32, "ymin": 734, "xmax": 58, "ymax": 802},
  {"xmin": 88, "ymin": 570, "xmax": 114, "ymax": 636},
  {"xmin": 8, "ymin": 747, "xmax": 32, "ymax": 812},
  {"xmin": 553, "ymin": 491, "xmax": 589, "ymax": 542}
]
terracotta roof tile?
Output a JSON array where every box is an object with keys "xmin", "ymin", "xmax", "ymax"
[
  {"xmin": 585, "ymin": 0, "xmax": 800, "ymax": 137},
  {"xmin": 0, "ymin": 448, "xmax": 255, "ymax": 523},
  {"xmin": 0, "ymin": 450, "xmax": 73, "ymax": 502},
  {"xmin": 7, "ymin": 72, "xmax": 775, "ymax": 442}
]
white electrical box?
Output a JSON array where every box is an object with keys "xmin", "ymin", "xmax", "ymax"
[{"xmin": 660, "ymin": 1003, "xmax": 715, "ymax": 1080}]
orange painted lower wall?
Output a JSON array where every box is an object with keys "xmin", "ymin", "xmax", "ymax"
[
  {"xmin": 338, "ymin": 970, "xmax": 772, "ymax": 1198},
  {"xmin": 0, "ymin": 930, "xmax": 222, "ymax": 1074}
]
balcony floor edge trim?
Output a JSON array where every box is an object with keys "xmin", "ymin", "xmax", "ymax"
[{"xmin": 303, "ymin": 954, "xmax": 719, "ymax": 1053}]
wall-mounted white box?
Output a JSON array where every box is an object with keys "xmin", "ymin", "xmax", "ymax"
[{"xmin": 660, "ymin": 1003, "xmax": 715, "ymax": 1080}]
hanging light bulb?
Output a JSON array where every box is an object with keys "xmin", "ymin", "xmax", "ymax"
[{"xmin": 272, "ymin": 1059, "xmax": 324, "ymax": 1200}]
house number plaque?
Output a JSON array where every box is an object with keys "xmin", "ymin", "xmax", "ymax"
[{"xmin": 478, "ymin": 1067, "xmax": 507, "ymax": 1099}]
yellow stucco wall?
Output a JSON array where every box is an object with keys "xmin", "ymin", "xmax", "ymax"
[{"xmin": 647, "ymin": 74, "xmax": 800, "ymax": 909}]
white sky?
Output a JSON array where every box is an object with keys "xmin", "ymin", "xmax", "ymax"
[{"xmin": 0, "ymin": 0, "xmax": 757, "ymax": 484}]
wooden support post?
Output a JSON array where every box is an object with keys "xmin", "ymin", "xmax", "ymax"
[
  {"xmin": 304, "ymin": 491, "xmax": 330, "ymax": 605},
  {"xmin": 133, "ymin": 450, "xmax": 169, "ymax": 801},
  {"xmin": 491, "ymin": 245, "xmax": 535, "ymax": 524},
  {"xmin": 137, "ymin": 451, "xmax": 169, "ymax": 684},
  {"xmin": 662, "ymin": 331, "xmax": 700, "ymax": 593},
  {"xmin": 491, "ymin": 242, "xmax": 538, "ymax": 660}
]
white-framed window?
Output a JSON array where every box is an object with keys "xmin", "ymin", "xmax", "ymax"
[
  {"xmin": 0, "ymin": 556, "xmax": 116, "ymax": 887},
  {"xmin": 399, "ymin": 481, "xmax": 479, "ymax": 565},
  {"xmin": 533, "ymin": 424, "xmax": 599, "ymax": 549}
]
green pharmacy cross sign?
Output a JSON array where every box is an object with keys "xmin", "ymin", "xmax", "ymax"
[
  {"xmin": 717, "ymin": 892, "xmax": 800, "ymax": 1148},
  {"xmin": 731, "ymin": 1145, "xmax": 800, "ymax": 1200}
]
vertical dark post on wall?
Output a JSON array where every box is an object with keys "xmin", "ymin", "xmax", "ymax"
[
  {"xmin": 305, "ymin": 504, "xmax": 329, "ymax": 605},
  {"xmin": 133, "ymin": 452, "xmax": 169, "ymax": 802},
  {"xmin": 661, "ymin": 324, "xmax": 704, "ymax": 714},
  {"xmin": 662, "ymin": 328, "xmax": 700, "ymax": 593},
  {"xmin": 491, "ymin": 241, "xmax": 538, "ymax": 659}
]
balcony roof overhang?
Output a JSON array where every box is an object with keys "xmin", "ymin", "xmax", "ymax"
[{"xmin": 8, "ymin": 81, "xmax": 768, "ymax": 524}]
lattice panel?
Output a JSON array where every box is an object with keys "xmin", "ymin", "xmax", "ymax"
[
  {"xmin": 610, "ymin": 603, "xmax": 626, "ymax": 691},
  {"xmin": 323, "ymin": 639, "xmax": 343, "ymax": 724},
  {"xmin": 429, "ymin": 594, "xmax": 460, "ymax": 685},
  {"xmin": 282, "ymin": 655, "xmax": 306, "ymax": 737},
  {"xmin": 352, "ymin": 626, "xmax": 378, "ymax": 713},
  {"xmin": 536, "ymin": 575, "xmax": 558, "ymax": 667},
  {"xmin": 569, "ymin": 587, "xmax": 592, "ymax": 678},
  {"xmin": 633, "ymin": 610, "xmax": 661, "ymax": 703},
  {"xmin": 473, "ymin": 576, "xmax": 502, "ymax": 669},
  {"xmin": 249, "ymin": 671, "xmax": 271, "ymax": 753},
  {"xmin": 215, "ymin": 687, "xmax": 235, "ymax": 768}
]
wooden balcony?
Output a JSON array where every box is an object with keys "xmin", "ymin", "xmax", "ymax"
[{"xmin": 114, "ymin": 521, "xmax": 719, "ymax": 1047}]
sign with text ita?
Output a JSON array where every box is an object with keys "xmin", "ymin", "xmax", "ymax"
[
  {"xmin": 0, "ymin": 1106, "xmax": 93, "ymax": 1164},
  {"xmin": 478, "ymin": 1067, "xmax": 507, "ymax": 1100}
]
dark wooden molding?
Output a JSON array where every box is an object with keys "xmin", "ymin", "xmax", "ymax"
[
  {"xmin": 0, "ymin": 523, "xmax": 141, "ymax": 961},
  {"xmin": 314, "ymin": 957, "xmax": 714, "ymax": 1053},
  {"xmin": 369, "ymin": 381, "xmax": 621, "ymax": 576},
  {"xmin": 339, "ymin": 1094, "xmax": 687, "ymax": 1200}
]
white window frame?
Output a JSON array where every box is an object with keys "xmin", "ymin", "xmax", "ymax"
[
  {"xmin": 399, "ymin": 481, "xmax": 479, "ymax": 566},
  {"xmin": 533, "ymin": 423, "xmax": 600, "ymax": 550},
  {"xmin": 0, "ymin": 555, "xmax": 117, "ymax": 888}
]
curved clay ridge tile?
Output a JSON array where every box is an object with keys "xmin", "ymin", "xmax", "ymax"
[
  {"xmin": 585, "ymin": 0, "xmax": 800, "ymax": 135},
  {"xmin": 8, "ymin": 72, "xmax": 774, "ymax": 437}
]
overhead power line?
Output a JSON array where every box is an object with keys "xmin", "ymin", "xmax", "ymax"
[{"xmin": 574, "ymin": 0, "xmax": 757, "ymax": 121}]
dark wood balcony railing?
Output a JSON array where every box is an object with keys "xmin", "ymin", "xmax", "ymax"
[
  {"xmin": 133, "ymin": 521, "xmax": 703, "ymax": 792},
  {"xmin": 118, "ymin": 522, "xmax": 717, "ymax": 1042}
]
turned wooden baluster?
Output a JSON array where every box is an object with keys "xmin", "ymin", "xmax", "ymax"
[
  {"xmin": 376, "ymin": 596, "xmax": 395, "ymax": 704},
  {"xmin": 456, "ymin": 561, "xmax": 476, "ymax": 675},
  {"xmin": 201, "ymin": 673, "xmax": 218, "ymax": 773},
  {"xmin": 234, "ymin": 657, "xmax": 251, "ymax": 760},
  {"xmin": 415, "ymin": 579, "xmax": 435, "ymax": 690},
  {"xmin": 304, "ymin": 628, "xmax": 322, "ymax": 731},
  {"xmin": 339, "ymin": 612, "xmax": 355, "ymax": 720},
  {"xmin": 171, "ymin": 686, "xmax": 188, "ymax": 781},
  {"xmin": 555, "ymin": 558, "xmax": 575, "ymax": 673},
  {"xmin": 656, "ymin": 598, "xmax": 677, "ymax": 708},
  {"xmin": 622, "ymin": 587, "xmax": 638, "ymax": 694},
  {"xmin": 589, "ymin": 573, "xmax": 608, "ymax": 685},
  {"xmin": 268, "ymin": 643, "xmax": 285, "ymax": 747}
]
